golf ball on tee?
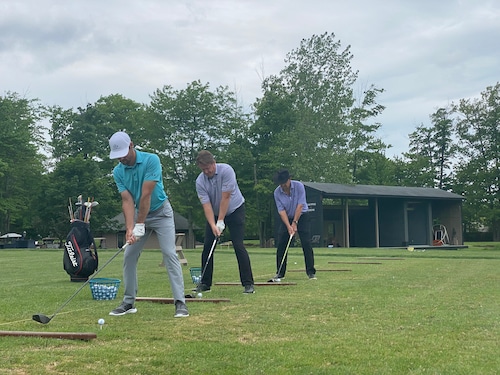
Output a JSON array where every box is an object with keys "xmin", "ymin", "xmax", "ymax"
[
  {"xmin": 98, "ymin": 318, "xmax": 105, "ymax": 325},
  {"xmin": 197, "ymin": 292, "xmax": 203, "ymax": 298}
]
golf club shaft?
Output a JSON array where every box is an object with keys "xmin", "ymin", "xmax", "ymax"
[
  {"xmin": 276, "ymin": 233, "xmax": 294, "ymax": 277},
  {"xmin": 49, "ymin": 242, "xmax": 129, "ymax": 319},
  {"xmin": 199, "ymin": 237, "xmax": 218, "ymax": 284}
]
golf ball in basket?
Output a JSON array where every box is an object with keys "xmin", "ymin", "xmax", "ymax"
[
  {"xmin": 98, "ymin": 318, "xmax": 105, "ymax": 325},
  {"xmin": 197, "ymin": 292, "xmax": 203, "ymax": 298}
]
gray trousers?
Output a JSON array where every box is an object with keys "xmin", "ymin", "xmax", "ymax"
[{"xmin": 122, "ymin": 200, "xmax": 185, "ymax": 304}]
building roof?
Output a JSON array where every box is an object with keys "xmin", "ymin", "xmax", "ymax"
[{"xmin": 302, "ymin": 182, "xmax": 464, "ymax": 200}]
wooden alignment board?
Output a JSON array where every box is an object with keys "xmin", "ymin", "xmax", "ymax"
[
  {"xmin": 136, "ymin": 296, "xmax": 230, "ymax": 304},
  {"xmin": 0, "ymin": 330, "xmax": 96, "ymax": 341},
  {"xmin": 214, "ymin": 282, "xmax": 297, "ymax": 286}
]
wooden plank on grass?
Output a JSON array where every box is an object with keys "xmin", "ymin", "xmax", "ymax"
[
  {"xmin": 136, "ymin": 297, "xmax": 230, "ymax": 304},
  {"xmin": 214, "ymin": 282, "xmax": 297, "ymax": 286},
  {"xmin": 287, "ymin": 269, "xmax": 352, "ymax": 272},
  {"xmin": 329, "ymin": 261, "xmax": 382, "ymax": 264},
  {"xmin": 0, "ymin": 331, "xmax": 96, "ymax": 341}
]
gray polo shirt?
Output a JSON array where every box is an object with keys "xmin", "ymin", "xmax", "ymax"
[{"xmin": 196, "ymin": 163, "xmax": 245, "ymax": 216}]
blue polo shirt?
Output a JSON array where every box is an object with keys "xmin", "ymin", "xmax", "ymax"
[
  {"xmin": 274, "ymin": 180, "xmax": 308, "ymax": 219},
  {"xmin": 196, "ymin": 163, "xmax": 244, "ymax": 216},
  {"xmin": 112, "ymin": 150, "xmax": 167, "ymax": 212}
]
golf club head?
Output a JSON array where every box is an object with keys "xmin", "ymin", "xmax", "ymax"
[{"xmin": 32, "ymin": 314, "xmax": 51, "ymax": 324}]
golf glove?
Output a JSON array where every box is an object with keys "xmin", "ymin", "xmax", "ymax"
[
  {"xmin": 216, "ymin": 220, "xmax": 225, "ymax": 233},
  {"xmin": 133, "ymin": 223, "xmax": 146, "ymax": 238}
]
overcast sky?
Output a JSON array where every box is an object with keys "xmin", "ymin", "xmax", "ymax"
[{"xmin": 2, "ymin": 0, "xmax": 499, "ymax": 157}]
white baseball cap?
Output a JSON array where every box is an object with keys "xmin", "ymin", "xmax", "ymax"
[{"xmin": 109, "ymin": 131, "xmax": 131, "ymax": 159}]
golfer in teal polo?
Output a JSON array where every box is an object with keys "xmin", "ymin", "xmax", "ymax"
[{"xmin": 108, "ymin": 131, "xmax": 188, "ymax": 318}]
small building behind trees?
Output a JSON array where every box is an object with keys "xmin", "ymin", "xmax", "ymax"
[{"xmin": 302, "ymin": 182, "xmax": 464, "ymax": 248}]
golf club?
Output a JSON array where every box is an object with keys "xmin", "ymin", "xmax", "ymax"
[
  {"xmin": 32, "ymin": 242, "xmax": 129, "ymax": 324},
  {"xmin": 268, "ymin": 233, "xmax": 294, "ymax": 282},
  {"xmin": 68, "ymin": 197, "xmax": 74, "ymax": 221},
  {"xmin": 196, "ymin": 236, "xmax": 219, "ymax": 289}
]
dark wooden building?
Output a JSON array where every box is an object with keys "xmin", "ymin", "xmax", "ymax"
[{"xmin": 302, "ymin": 182, "xmax": 464, "ymax": 248}]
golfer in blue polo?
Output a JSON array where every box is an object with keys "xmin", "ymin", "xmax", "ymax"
[{"xmin": 273, "ymin": 168, "xmax": 316, "ymax": 280}]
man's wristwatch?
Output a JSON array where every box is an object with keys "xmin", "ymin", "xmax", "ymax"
[{"xmin": 293, "ymin": 220, "xmax": 299, "ymax": 224}]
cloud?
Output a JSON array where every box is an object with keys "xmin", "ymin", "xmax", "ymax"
[{"xmin": 1, "ymin": 0, "xmax": 499, "ymax": 156}]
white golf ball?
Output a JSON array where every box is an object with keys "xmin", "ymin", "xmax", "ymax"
[
  {"xmin": 197, "ymin": 292, "xmax": 203, "ymax": 298},
  {"xmin": 98, "ymin": 318, "xmax": 105, "ymax": 325},
  {"xmin": 275, "ymin": 278, "xmax": 281, "ymax": 282}
]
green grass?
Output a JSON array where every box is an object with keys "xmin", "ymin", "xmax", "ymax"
[{"xmin": 1, "ymin": 243, "xmax": 499, "ymax": 374}]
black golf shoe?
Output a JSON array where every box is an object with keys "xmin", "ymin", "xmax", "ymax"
[
  {"xmin": 192, "ymin": 283, "xmax": 211, "ymax": 293},
  {"xmin": 243, "ymin": 285, "xmax": 255, "ymax": 294}
]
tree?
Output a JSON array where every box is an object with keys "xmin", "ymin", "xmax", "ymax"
[
  {"xmin": 398, "ymin": 124, "xmax": 437, "ymax": 187},
  {"xmin": 39, "ymin": 156, "xmax": 119, "ymax": 242},
  {"xmin": 49, "ymin": 94, "xmax": 146, "ymax": 167},
  {"xmin": 348, "ymin": 85, "xmax": 390, "ymax": 184},
  {"xmin": 354, "ymin": 150, "xmax": 398, "ymax": 186},
  {"xmin": 453, "ymin": 83, "xmax": 500, "ymax": 240},
  {"xmin": 430, "ymin": 107, "xmax": 457, "ymax": 190},
  {"xmin": 46, "ymin": 94, "xmax": 145, "ymax": 237},
  {"xmin": 146, "ymin": 81, "xmax": 251, "ymax": 245},
  {"xmin": 0, "ymin": 92, "xmax": 46, "ymax": 236},
  {"xmin": 252, "ymin": 32, "xmax": 386, "ymax": 184},
  {"xmin": 396, "ymin": 107, "xmax": 457, "ymax": 189},
  {"xmin": 249, "ymin": 32, "xmax": 387, "ymax": 244},
  {"xmin": 249, "ymin": 85, "xmax": 297, "ymax": 244}
]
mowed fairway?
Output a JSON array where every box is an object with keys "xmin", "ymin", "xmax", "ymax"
[{"xmin": 1, "ymin": 243, "xmax": 499, "ymax": 374}]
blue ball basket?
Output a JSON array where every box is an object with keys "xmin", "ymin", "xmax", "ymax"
[
  {"xmin": 189, "ymin": 267, "xmax": 202, "ymax": 284},
  {"xmin": 89, "ymin": 278, "xmax": 121, "ymax": 300}
]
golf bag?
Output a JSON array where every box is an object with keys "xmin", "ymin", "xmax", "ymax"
[{"xmin": 63, "ymin": 220, "xmax": 98, "ymax": 282}]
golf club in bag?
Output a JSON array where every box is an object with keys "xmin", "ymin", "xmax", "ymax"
[
  {"xmin": 32, "ymin": 242, "xmax": 129, "ymax": 324},
  {"xmin": 268, "ymin": 233, "xmax": 294, "ymax": 282}
]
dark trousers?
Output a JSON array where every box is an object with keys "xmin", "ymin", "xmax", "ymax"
[
  {"xmin": 201, "ymin": 204, "xmax": 254, "ymax": 287},
  {"xmin": 276, "ymin": 212, "xmax": 316, "ymax": 277}
]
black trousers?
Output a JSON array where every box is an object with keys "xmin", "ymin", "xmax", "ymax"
[
  {"xmin": 201, "ymin": 204, "xmax": 254, "ymax": 287},
  {"xmin": 276, "ymin": 212, "xmax": 316, "ymax": 277}
]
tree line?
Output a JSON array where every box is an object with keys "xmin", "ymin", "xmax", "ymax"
[{"xmin": 1, "ymin": 32, "xmax": 498, "ymax": 244}]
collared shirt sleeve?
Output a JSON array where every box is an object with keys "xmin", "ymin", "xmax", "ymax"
[
  {"xmin": 295, "ymin": 181, "xmax": 308, "ymax": 209},
  {"xmin": 196, "ymin": 174, "xmax": 211, "ymax": 205},
  {"xmin": 274, "ymin": 187, "xmax": 286, "ymax": 212},
  {"xmin": 220, "ymin": 165, "xmax": 237, "ymax": 193},
  {"xmin": 113, "ymin": 166, "xmax": 127, "ymax": 193},
  {"xmin": 143, "ymin": 154, "xmax": 162, "ymax": 182}
]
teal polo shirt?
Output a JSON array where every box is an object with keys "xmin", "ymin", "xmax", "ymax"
[{"xmin": 112, "ymin": 150, "xmax": 167, "ymax": 212}]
